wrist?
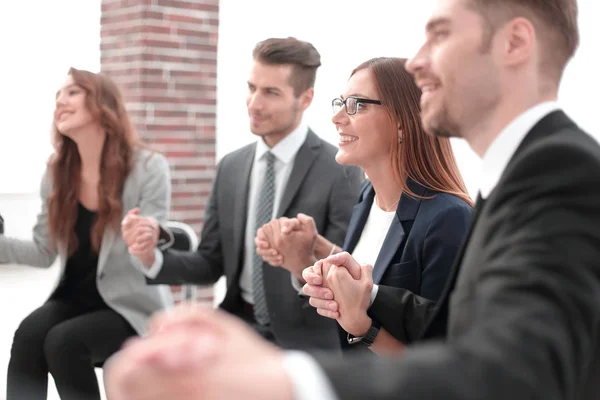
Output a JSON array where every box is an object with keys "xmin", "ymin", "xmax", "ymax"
[
  {"xmin": 351, "ymin": 315, "xmax": 372, "ymax": 337},
  {"xmin": 314, "ymin": 235, "xmax": 337, "ymax": 259},
  {"xmin": 140, "ymin": 251, "xmax": 156, "ymax": 268}
]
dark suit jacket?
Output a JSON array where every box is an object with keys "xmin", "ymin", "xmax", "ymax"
[
  {"xmin": 315, "ymin": 111, "xmax": 600, "ymax": 399},
  {"xmin": 342, "ymin": 180, "xmax": 471, "ymax": 344},
  {"xmin": 149, "ymin": 130, "xmax": 365, "ymax": 351}
]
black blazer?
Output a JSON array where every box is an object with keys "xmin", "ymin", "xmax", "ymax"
[
  {"xmin": 149, "ymin": 130, "xmax": 365, "ymax": 351},
  {"xmin": 342, "ymin": 180, "xmax": 471, "ymax": 343},
  {"xmin": 314, "ymin": 110, "xmax": 600, "ymax": 400}
]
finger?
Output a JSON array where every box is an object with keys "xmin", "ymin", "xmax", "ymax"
[
  {"xmin": 309, "ymin": 296, "xmax": 339, "ymax": 311},
  {"xmin": 127, "ymin": 208, "xmax": 141, "ymax": 217},
  {"xmin": 297, "ymin": 213, "xmax": 316, "ymax": 230},
  {"xmin": 302, "ymin": 267, "xmax": 323, "ymax": 286},
  {"xmin": 316, "ymin": 308, "xmax": 340, "ymax": 320},
  {"xmin": 302, "ymin": 283, "xmax": 333, "ymax": 299},
  {"xmin": 256, "ymin": 227, "xmax": 268, "ymax": 242},
  {"xmin": 361, "ymin": 264, "xmax": 374, "ymax": 283},
  {"xmin": 255, "ymin": 238, "xmax": 270, "ymax": 249},
  {"xmin": 325, "ymin": 252, "xmax": 362, "ymax": 280},
  {"xmin": 143, "ymin": 329, "xmax": 219, "ymax": 371},
  {"xmin": 281, "ymin": 218, "xmax": 301, "ymax": 234}
]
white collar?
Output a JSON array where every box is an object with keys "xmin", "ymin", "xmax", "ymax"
[
  {"xmin": 255, "ymin": 121, "xmax": 309, "ymax": 164},
  {"xmin": 479, "ymin": 101, "xmax": 560, "ymax": 198}
]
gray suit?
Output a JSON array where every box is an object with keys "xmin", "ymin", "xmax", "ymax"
[
  {"xmin": 0, "ymin": 149, "xmax": 174, "ymax": 335},
  {"xmin": 315, "ymin": 111, "xmax": 600, "ymax": 399},
  {"xmin": 149, "ymin": 130, "xmax": 365, "ymax": 350}
]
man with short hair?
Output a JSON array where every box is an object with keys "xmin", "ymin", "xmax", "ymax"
[
  {"xmin": 106, "ymin": 1, "xmax": 600, "ymax": 399},
  {"xmin": 122, "ymin": 37, "xmax": 364, "ymax": 351}
]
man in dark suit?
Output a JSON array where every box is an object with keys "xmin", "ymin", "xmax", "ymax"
[
  {"xmin": 122, "ymin": 37, "xmax": 364, "ymax": 351},
  {"xmin": 105, "ymin": 0, "xmax": 600, "ymax": 399}
]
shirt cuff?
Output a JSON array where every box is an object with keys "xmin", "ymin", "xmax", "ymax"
[
  {"xmin": 281, "ymin": 351, "xmax": 339, "ymax": 400},
  {"xmin": 369, "ymin": 284, "xmax": 379, "ymax": 307},
  {"xmin": 132, "ymin": 249, "xmax": 164, "ymax": 279},
  {"xmin": 290, "ymin": 275, "xmax": 305, "ymax": 294}
]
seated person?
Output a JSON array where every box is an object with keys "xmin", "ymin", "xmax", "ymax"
[
  {"xmin": 256, "ymin": 57, "xmax": 472, "ymax": 355},
  {"xmin": 1, "ymin": 68, "xmax": 173, "ymax": 400}
]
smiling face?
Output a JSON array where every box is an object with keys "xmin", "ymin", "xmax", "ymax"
[
  {"xmin": 54, "ymin": 75, "xmax": 97, "ymax": 139},
  {"xmin": 406, "ymin": 0, "xmax": 502, "ymax": 138},
  {"xmin": 246, "ymin": 60, "xmax": 312, "ymax": 147},
  {"xmin": 332, "ymin": 68, "xmax": 396, "ymax": 169}
]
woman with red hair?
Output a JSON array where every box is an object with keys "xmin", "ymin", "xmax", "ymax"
[{"xmin": 1, "ymin": 68, "xmax": 173, "ymax": 400}]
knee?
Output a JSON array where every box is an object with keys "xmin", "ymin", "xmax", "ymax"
[
  {"xmin": 11, "ymin": 314, "xmax": 45, "ymax": 355},
  {"xmin": 43, "ymin": 324, "xmax": 86, "ymax": 367}
]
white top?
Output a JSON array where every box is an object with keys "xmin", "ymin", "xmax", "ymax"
[
  {"xmin": 479, "ymin": 101, "xmax": 559, "ymax": 198},
  {"xmin": 283, "ymin": 102, "xmax": 563, "ymax": 400},
  {"xmin": 351, "ymin": 199, "xmax": 396, "ymax": 267},
  {"xmin": 239, "ymin": 122, "xmax": 309, "ymax": 304}
]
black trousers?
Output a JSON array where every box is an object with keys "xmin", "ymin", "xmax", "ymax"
[{"xmin": 6, "ymin": 299, "xmax": 136, "ymax": 400}]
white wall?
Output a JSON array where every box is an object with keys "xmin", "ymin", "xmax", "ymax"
[{"xmin": 0, "ymin": 1, "xmax": 101, "ymax": 195}]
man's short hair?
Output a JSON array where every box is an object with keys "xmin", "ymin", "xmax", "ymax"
[
  {"xmin": 252, "ymin": 37, "xmax": 321, "ymax": 96},
  {"xmin": 469, "ymin": 0, "xmax": 579, "ymax": 82}
]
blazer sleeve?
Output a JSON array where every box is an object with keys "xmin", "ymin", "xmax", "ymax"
[
  {"xmin": 129, "ymin": 152, "xmax": 173, "ymax": 273},
  {"xmin": 314, "ymin": 138, "xmax": 600, "ymax": 400},
  {"xmin": 148, "ymin": 159, "xmax": 225, "ymax": 285},
  {"xmin": 322, "ymin": 165, "xmax": 364, "ymax": 246},
  {"xmin": 369, "ymin": 284, "xmax": 437, "ymax": 343},
  {"xmin": 0, "ymin": 168, "xmax": 58, "ymax": 267}
]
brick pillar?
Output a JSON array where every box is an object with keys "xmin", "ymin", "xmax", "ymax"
[{"xmin": 100, "ymin": 0, "xmax": 219, "ymax": 304}]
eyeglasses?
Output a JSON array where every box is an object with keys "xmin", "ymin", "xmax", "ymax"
[{"xmin": 332, "ymin": 96, "xmax": 382, "ymax": 115}]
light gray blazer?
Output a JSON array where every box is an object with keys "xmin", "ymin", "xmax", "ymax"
[{"xmin": 0, "ymin": 149, "xmax": 174, "ymax": 335}]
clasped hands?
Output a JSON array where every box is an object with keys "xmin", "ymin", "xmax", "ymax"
[
  {"xmin": 256, "ymin": 215, "xmax": 374, "ymax": 337},
  {"xmin": 121, "ymin": 208, "xmax": 159, "ymax": 266}
]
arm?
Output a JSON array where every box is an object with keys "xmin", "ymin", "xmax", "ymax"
[
  {"xmin": 314, "ymin": 141, "xmax": 600, "ymax": 400},
  {"xmin": 130, "ymin": 153, "xmax": 173, "ymax": 277},
  {"xmin": 0, "ymin": 168, "xmax": 58, "ymax": 267},
  {"xmin": 147, "ymin": 160, "xmax": 225, "ymax": 286}
]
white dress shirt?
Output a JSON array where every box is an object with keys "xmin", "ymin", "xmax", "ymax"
[
  {"xmin": 239, "ymin": 122, "xmax": 308, "ymax": 304},
  {"xmin": 138, "ymin": 122, "xmax": 308, "ymax": 287},
  {"xmin": 282, "ymin": 102, "xmax": 561, "ymax": 400}
]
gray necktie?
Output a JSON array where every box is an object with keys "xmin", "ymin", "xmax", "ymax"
[{"xmin": 252, "ymin": 151, "xmax": 276, "ymax": 325}]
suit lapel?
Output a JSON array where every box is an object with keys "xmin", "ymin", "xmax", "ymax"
[
  {"xmin": 97, "ymin": 226, "xmax": 116, "ymax": 276},
  {"xmin": 232, "ymin": 145, "xmax": 255, "ymax": 278},
  {"xmin": 275, "ymin": 130, "xmax": 320, "ymax": 218},
  {"xmin": 372, "ymin": 180, "xmax": 426, "ymax": 284},
  {"xmin": 342, "ymin": 185, "xmax": 374, "ymax": 253}
]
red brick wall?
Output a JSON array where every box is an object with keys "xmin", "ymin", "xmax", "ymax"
[{"xmin": 100, "ymin": 0, "xmax": 219, "ymax": 304}]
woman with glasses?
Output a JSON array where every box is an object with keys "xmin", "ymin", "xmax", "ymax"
[{"xmin": 255, "ymin": 57, "xmax": 472, "ymax": 355}]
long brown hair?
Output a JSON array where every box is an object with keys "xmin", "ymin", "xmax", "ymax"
[
  {"xmin": 351, "ymin": 57, "xmax": 472, "ymax": 206},
  {"xmin": 48, "ymin": 67, "xmax": 141, "ymax": 254}
]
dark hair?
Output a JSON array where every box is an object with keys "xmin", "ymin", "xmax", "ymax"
[
  {"xmin": 469, "ymin": 0, "xmax": 579, "ymax": 81},
  {"xmin": 351, "ymin": 57, "xmax": 472, "ymax": 206},
  {"xmin": 252, "ymin": 37, "xmax": 321, "ymax": 96},
  {"xmin": 48, "ymin": 68, "xmax": 142, "ymax": 255}
]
